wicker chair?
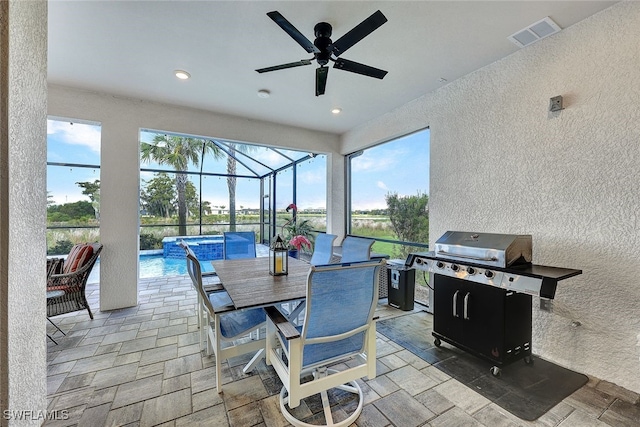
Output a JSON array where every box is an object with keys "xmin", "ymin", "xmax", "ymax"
[{"xmin": 47, "ymin": 243, "xmax": 102, "ymax": 320}]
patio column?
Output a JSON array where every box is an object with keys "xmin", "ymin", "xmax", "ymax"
[
  {"xmin": 0, "ymin": 0, "xmax": 48, "ymax": 422},
  {"xmin": 326, "ymin": 152, "xmax": 346, "ymax": 241}
]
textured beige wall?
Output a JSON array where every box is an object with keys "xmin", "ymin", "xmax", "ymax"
[
  {"xmin": 343, "ymin": 2, "xmax": 640, "ymax": 393},
  {"xmin": 2, "ymin": 0, "xmax": 48, "ymax": 423}
]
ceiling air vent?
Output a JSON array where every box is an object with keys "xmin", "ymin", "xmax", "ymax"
[{"xmin": 508, "ymin": 16, "xmax": 561, "ymax": 48}]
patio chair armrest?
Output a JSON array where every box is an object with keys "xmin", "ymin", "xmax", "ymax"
[
  {"xmin": 265, "ymin": 306, "xmax": 300, "ymax": 340},
  {"xmin": 47, "ymin": 271, "xmax": 84, "ymax": 291},
  {"xmin": 47, "ymin": 258, "xmax": 65, "ymax": 277}
]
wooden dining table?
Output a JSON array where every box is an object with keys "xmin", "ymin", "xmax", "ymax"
[
  {"xmin": 210, "ymin": 256, "xmax": 311, "ymax": 312},
  {"xmin": 210, "ymin": 256, "xmax": 312, "ymax": 373}
]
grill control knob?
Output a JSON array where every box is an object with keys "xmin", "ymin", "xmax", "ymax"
[
  {"xmin": 467, "ymin": 267, "xmax": 475, "ymax": 275},
  {"xmin": 436, "ymin": 261, "xmax": 445, "ymax": 269},
  {"xmin": 485, "ymin": 270, "xmax": 494, "ymax": 279},
  {"xmin": 451, "ymin": 264, "xmax": 459, "ymax": 272}
]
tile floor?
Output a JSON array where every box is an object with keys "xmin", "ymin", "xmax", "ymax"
[{"xmin": 45, "ymin": 276, "xmax": 640, "ymax": 427}]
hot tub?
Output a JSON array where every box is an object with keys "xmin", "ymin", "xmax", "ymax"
[{"xmin": 162, "ymin": 235, "xmax": 224, "ymax": 260}]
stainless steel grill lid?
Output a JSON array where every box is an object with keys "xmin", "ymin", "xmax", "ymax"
[{"xmin": 434, "ymin": 231, "xmax": 532, "ymax": 268}]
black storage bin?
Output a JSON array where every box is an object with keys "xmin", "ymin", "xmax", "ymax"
[{"xmin": 387, "ymin": 260, "xmax": 415, "ymax": 311}]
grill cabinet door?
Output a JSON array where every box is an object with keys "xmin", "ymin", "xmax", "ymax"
[
  {"xmin": 460, "ymin": 282, "xmax": 505, "ymax": 363},
  {"xmin": 432, "ymin": 273, "xmax": 532, "ymax": 366},
  {"xmin": 433, "ymin": 274, "xmax": 466, "ymax": 346}
]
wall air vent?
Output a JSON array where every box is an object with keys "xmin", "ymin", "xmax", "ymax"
[{"xmin": 508, "ymin": 16, "xmax": 561, "ymax": 48}]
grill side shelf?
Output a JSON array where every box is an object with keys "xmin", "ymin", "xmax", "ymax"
[{"xmin": 507, "ymin": 264, "xmax": 582, "ymax": 281}]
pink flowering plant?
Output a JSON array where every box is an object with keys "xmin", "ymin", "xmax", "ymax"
[
  {"xmin": 289, "ymin": 235, "xmax": 312, "ymax": 251},
  {"xmin": 281, "ymin": 203, "xmax": 314, "ymax": 252}
]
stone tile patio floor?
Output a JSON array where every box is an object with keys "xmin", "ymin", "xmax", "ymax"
[{"xmin": 45, "ymin": 276, "xmax": 640, "ymax": 427}]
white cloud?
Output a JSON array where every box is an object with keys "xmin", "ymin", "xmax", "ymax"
[
  {"xmin": 351, "ymin": 151, "xmax": 397, "ymax": 173},
  {"xmin": 299, "ymin": 168, "xmax": 324, "ymax": 185},
  {"xmin": 377, "ymin": 181, "xmax": 388, "ymax": 191},
  {"xmin": 48, "ymin": 120, "xmax": 101, "ymax": 154}
]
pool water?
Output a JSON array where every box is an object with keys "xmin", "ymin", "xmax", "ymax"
[
  {"xmin": 90, "ymin": 254, "xmax": 215, "ymax": 282},
  {"xmin": 88, "ymin": 245, "xmax": 268, "ymax": 283},
  {"xmin": 139, "ymin": 254, "xmax": 215, "ymax": 278}
]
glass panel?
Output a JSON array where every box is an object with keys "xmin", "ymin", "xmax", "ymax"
[
  {"xmin": 296, "ymin": 155, "xmax": 327, "ymax": 232},
  {"xmin": 213, "ymin": 142, "xmax": 280, "ymax": 177},
  {"xmin": 274, "ymin": 166, "xmax": 293, "ymax": 236},
  {"xmin": 47, "ymin": 118, "xmax": 101, "ymax": 255},
  {"xmin": 138, "ymin": 128, "xmax": 326, "ymax": 271},
  {"xmin": 349, "ymin": 128, "xmax": 430, "ymax": 260},
  {"xmin": 202, "ymin": 141, "xmax": 268, "ymax": 177}
]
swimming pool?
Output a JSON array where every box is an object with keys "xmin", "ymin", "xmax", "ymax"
[
  {"xmin": 139, "ymin": 254, "xmax": 215, "ymax": 278},
  {"xmin": 89, "ymin": 253, "xmax": 215, "ymax": 282},
  {"xmin": 87, "ymin": 243, "xmax": 268, "ymax": 283}
]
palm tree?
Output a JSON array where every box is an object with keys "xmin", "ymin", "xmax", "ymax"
[
  {"xmin": 227, "ymin": 143, "xmax": 238, "ymax": 231},
  {"xmin": 225, "ymin": 142, "xmax": 256, "ymax": 231},
  {"xmin": 141, "ymin": 135, "xmax": 222, "ymax": 236}
]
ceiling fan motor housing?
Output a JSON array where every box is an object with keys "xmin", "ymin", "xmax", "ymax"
[
  {"xmin": 257, "ymin": 10, "xmax": 388, "ymax": 95},
  {"xmin": 313, "ymin": 22, "xmax": 333, "ymax": 65}
]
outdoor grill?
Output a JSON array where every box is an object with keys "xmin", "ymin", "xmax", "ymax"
[{"xmin": 406, "ymin": 231, "xmax": 581, "ymax": 376}]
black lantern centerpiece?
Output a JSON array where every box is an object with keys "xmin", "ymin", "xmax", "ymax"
[{"xmin": 270, "ymin": 235, "xmax": 288, "ymax": 276}]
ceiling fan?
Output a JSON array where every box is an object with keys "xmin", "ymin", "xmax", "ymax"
[{"xmin": 256, "ymin": 10, "xmax": 388, "ymax": 96}]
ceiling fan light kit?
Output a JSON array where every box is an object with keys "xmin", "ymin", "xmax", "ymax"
[{"xmin": 256, "ymin": 10, "xmax": 388, "ymax": 96}]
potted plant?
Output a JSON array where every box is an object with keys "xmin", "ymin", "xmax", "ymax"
[{"xmin": 281, "ymin": 204, "xmax": 314, "ymax": 258}]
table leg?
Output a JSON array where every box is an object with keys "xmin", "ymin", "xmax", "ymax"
[
  {"xmin": 242, "ymin": 349, "xmax": 265, "ymax": 374},
  {"xmin": 47, "ymin": 317, "xmax": 66, "ymax": 336}
]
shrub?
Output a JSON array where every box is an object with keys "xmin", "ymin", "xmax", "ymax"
[
  {"xmin": 140, "ymin": 233, "xmax": 163, "ymax": 250},
  {"xmin": 48, "ymin": 239, "xmax": 74, "ymax": 256}
]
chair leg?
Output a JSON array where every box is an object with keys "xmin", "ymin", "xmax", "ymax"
[
  {"xmin": 84, "ymin": 299, "xmax": 94, "ymax": 319},
  {"xmin": 242, "ymin": 348, "xmax": 265, "ymax": 374},
  {"xmin": 215, "ymin": 338, "xmax": 223, "ymax": 393},
  {"xmin": 278, "ymin": 368, "xmax": 364, "ymax": 427}
]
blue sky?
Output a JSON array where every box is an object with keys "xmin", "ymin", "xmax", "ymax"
[
  {"xmin": 47, "ymin": 119, "xmax": 429, "ymax": 210},
  {"xmin": 351, "ymin": 129, "xmax": 430, "ymax": 210}
]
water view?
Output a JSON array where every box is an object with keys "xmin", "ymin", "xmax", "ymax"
[{"xmin": 90, "ymin": 254, "xmax": 215, "ymax": 283}]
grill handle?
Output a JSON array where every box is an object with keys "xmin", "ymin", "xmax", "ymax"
[
  {"xmin": 463, "ymin": 292, "xmax": 470, "ymax": 320},
  {"xmin": 453, "ymin": 290, "xmax": 460, "ymax": 318},
  {"xmin": 436, "ymin": 250, "xmax": 498, "ymax": 262}
]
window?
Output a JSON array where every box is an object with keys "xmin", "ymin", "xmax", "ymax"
[
  {"xmin": 347, "ymin": 128, "xmax": 430, "ymax": 301},
  {"xmin": 139, "ymin": 130, "xmax": 327, "ymax": 248},
  {"xmin": 46, "ymin": 118, "xmax": 101, "ymax": 255},
  {"xmin": 347, "ymin": 128, "xmax": 430, "ymax": 304}
]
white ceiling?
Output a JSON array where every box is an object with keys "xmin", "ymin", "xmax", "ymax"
[{"xmin": 48, "ymin": 1, "xmax": 617, "ymax": 135}]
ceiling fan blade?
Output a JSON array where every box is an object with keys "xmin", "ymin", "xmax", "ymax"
[
  {"xmin": 316, "ymin": 67, "xmax": 328, "ymax": 96},
  {"xmin": 331, "ymin": 10, "xmax": 387, "ymax": 57},
  {"xmin": 256, "ymin": 59, "xmax": 312, "ymax": 74},
  {"xmin": 333, "ymin": 58, "xmax": 387, "ymax": 79},
  {"xmin": 267, "ymin": 11, "xmax": 320, "ymax": 54}
]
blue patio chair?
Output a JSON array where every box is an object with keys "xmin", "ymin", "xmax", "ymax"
[
  {"xmin": 179, "ymin": 240, "xmax": 222, "ymax": 333},
  {"xmin": 223, "ymin": 231, "xmax": 256, "ymax": 259},
  {"xmin": 284, "ymin": 232, "xmax": 338, "ymax": 324},
  {"xmin": 309, "ymin": 233, "xmax": 337, "ymax": 266},
  {"xmin": 340, "ymin": 235, "xmax": 374, "ymax": 263},
  {"xmin": 265, "ymin": 259, "xmax": 384, "ymax": 427},
  {"xmin": 181, "ymin": 243, "xmax": 265, "ymax": 393}
]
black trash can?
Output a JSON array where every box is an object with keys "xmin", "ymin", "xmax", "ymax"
[{"xmin": 386, "ymin": 260, "xmax": 415, "ymax": 311}]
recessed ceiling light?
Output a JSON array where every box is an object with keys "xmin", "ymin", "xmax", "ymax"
[
  {"xmin": 257, "ymin": 89, "xmax": 271, "ymax": 98},
  {"xmin": 174, "ymin": 70, "xmax": 191, "ymax": 80},
  {"xmin": 331, "ymin": 108, "xmax": 342, "ymax": 114}
]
